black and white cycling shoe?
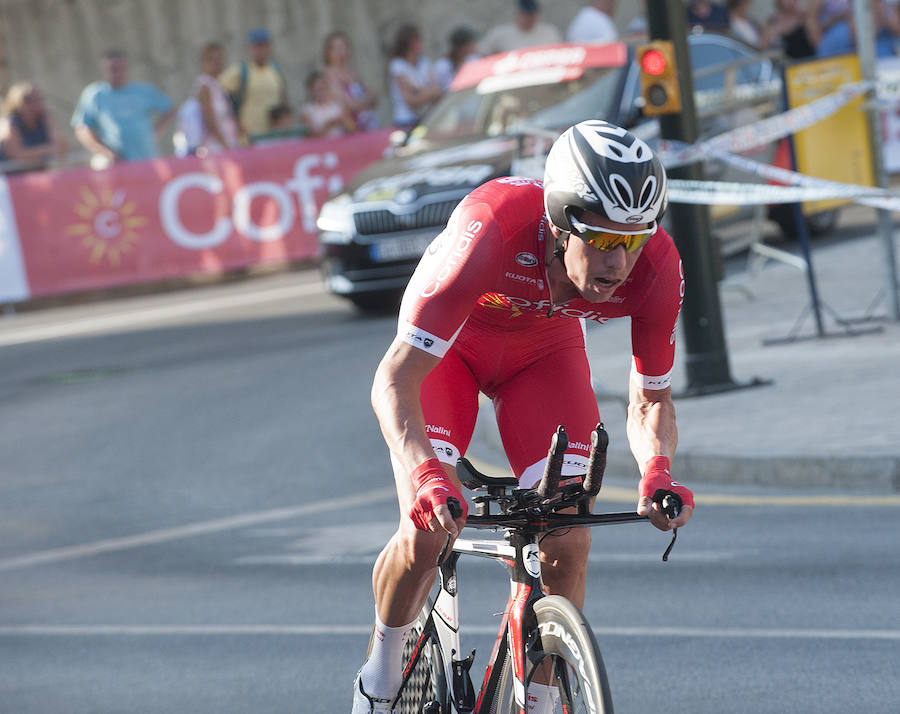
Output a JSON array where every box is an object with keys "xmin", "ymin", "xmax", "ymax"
[{"xmin": 350, "ymin": 671, "xmax": 396, "ymax": 714}]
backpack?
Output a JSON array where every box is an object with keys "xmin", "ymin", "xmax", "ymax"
[
  {"xmin": 227, "ymin": 60, "xmax": 287, "ymax": 118},
  {"xmin": 173, "ymin": 96, "xmax": 204, "ymax": 157}
]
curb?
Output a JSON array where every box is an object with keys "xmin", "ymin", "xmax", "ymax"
[
  {"xmin": 474, "ymin": 401, "xmax": 900, "ymax": 493},
  {"xmin": 605, "ymin": 448, "xmax": 900, "ymax": 493}
]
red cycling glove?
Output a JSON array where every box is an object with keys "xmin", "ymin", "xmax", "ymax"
[
  {"xmin": 409, "ymin": 458, "xmax": 468, "ymax": 531},
  {"xmin": 639, "ymin": 456, "xmax": 695, "ymax": 509}
]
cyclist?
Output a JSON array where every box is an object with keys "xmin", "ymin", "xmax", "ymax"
[{"xmin": 352, "ymin": 120, "xmax": 695, "ymax": 714}]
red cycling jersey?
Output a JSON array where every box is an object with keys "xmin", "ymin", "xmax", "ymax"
[{"xmin": 396, "ymin": 177, "xmax": 684, "ymax": 484}]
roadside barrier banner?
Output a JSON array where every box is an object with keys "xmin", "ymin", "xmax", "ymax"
[
  {"xmin": 658, "ymin": 81, "xmax": 872, "ymax": 169},
  {"xmin": 3, "ymin": 130, "xmax": 391, "ymax": 300},
  {"xmin": 667, "ymin": 178, "xmax": 886, "ymax": 206}
]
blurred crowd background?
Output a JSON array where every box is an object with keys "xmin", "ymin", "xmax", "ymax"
[{"xmin": 1, "ymin": 0, "xmax": 897, "ymax": 173}]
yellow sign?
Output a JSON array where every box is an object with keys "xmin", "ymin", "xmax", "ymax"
[{"xmin": 785, "ymin": 55, "xmax": 875, "ymax": 214}]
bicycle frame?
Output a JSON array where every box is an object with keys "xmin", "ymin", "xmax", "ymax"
[{"xmin": 404, "ymin": 509, "xmax": 646, "ymax": 714}]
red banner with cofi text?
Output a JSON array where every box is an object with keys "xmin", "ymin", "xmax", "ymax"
[{"xmin": 2, "ymin": 130, "xmax": 391, "ymax": 300}]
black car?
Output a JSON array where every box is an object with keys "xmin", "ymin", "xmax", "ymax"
[{"xmin": 318, "ymin": 36, "xmax": 780, "ymax": 310}]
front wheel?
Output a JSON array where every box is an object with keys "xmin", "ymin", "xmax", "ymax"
[{"xmin": 489, "ymin": 596, "xmax": 613, "ymax": 714}]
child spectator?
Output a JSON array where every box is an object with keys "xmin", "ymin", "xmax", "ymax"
[
  {"xmin": 0, "ymin": 82, "xmax": 68, "ymax": 173},
  {"xmin": 322, "ymin": 30, "xmax": 379, "ymax": 131},
  {"xmin": 269, "ymin": 104, "xmax": 295, "ymax": 131},
  {"xmin": 301, "ymin": 71, "xmax": 356, "ymax": 137}
]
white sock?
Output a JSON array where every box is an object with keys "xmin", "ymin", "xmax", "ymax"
[
  {"xmin": 527, "ymin": 682, "xmax": 561, "ymax": 713},
  {"xmin": 359, "ymin": 613, "xmax": 416, "ymax": 700}
]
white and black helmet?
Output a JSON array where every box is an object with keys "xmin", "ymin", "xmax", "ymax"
[{"xmin": 543, "ymin": 120, "xmax": 668, "ymax": 235}]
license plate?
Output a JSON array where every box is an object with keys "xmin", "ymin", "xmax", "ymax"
[{"xmin": 370, "ymin": 235, "xmax": 433, "ymax": 262}]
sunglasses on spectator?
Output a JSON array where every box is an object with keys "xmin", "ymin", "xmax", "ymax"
[{"xmin": 570, "ymin": 216, "xmax": 655, "ymax": 253}]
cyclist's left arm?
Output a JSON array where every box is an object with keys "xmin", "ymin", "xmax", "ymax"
[
  {"xmin": 626, "ymin": 381, "xmax": 692, "ymax": 530},
  {"xmin": 627, "ymin": 243, "xmax": 693, "ymax": 530}
]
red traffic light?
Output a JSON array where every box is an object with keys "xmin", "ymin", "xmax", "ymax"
[{"xmin": 641, "ymin": 49, "xmax": 667, "ymax": 76}]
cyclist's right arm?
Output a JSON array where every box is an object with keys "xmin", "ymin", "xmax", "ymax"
[
  {"xmin": 372, "ymin": 195, "xmax": 504, "ymax": 535},
  {"xmin": 372, "ymin": 339, "xmax": 465, "ymax": 536}
]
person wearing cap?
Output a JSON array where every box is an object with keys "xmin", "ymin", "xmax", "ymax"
[
  {"xmin": 218, "ymin": 27, "xmax": 288, "ymax": 140},
  {"xmin": 478, "ymin": 0, "xmax": 563, "ymax": 55}
]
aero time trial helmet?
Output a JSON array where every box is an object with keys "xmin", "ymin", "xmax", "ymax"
[{"xmin": 543, "ymin": 120, "xmax": 668, "ymax": 237}]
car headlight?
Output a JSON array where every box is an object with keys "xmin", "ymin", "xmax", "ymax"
[{"xmin": 317, "ymin": 194, "xmax": 356, "ymax": 240}]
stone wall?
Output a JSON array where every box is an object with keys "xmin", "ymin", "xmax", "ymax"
[{"xmin": 0, "ymin": 0, "xmax": 772, "ymax": 158}]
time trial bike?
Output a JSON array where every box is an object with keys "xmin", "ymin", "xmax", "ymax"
[{"xmin": 386, "ymin": 423, "xmax": 682, "ymax": 714}]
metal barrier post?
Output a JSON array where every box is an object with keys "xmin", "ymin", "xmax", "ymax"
[
  {"xmin": 648, "ymin": 0, "xmax": 741, "ymax": 394},
  {"xmin": 853, "ymin": 0, "xmax": 900, "ymax": 321}
]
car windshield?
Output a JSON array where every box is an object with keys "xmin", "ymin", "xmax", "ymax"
[{"xmin": 407, "ymin": 66, "xmax": 624, "ymax": 145}]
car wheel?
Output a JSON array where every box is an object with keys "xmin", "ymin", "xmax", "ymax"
[
  {"xmin": 768, "ymin": 205, "xmax": 840, "ymax": 240},
  {"xmin": 805, "ymin": 209, "xmax": 839, "ymax": 237}
]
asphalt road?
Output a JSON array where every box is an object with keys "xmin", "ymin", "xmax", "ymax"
[{"xmin": 1, "ymin": 271, "xmax": 898, "ymax": 714}]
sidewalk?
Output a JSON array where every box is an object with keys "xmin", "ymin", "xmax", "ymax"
[{"xmin": 475, "ymin": 232, "xmax": 900, "ymax": 493}]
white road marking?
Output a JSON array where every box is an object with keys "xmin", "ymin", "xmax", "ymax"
[
  {"xmin": 0, "ymin": 487, "xmax": 397, "ymax": 572},
  {"xmin": 0, "ymin": 624, "xmax": 897, "ymax": 641},
  {"xmin": 235, "ymin": 521, "xmax": 399, "ymax": 566},
  {"xmin": 0, "ymin": 281, "xmax": 325, "ymax": 346}
]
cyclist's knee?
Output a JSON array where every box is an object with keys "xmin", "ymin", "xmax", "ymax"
[
  {"xmin": 392, "ymin": 522, "xmax": 446, "ymax": 573},
  {"xmin": 542, "ymin": 527, "xmax": 591, "ymax": 568}
]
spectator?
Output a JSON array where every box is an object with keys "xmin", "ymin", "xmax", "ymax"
[
  {"xmin": 808, "ymin": 0, "xmax": 900, "ymax": 58},
  {"xmin": 567, "ymin": 1, "xmax": 619, "ymax": 43},
  {"xmin": 322, "ymin": 30, "xmax": 379, "ymax": 131},
  {"xmin": 219, "ymin": 27, "xmax": 288, "ymax": 140},
  {"xmin": 0, "ymin": 82, "xmax": 67, "ymax": 173},
  {"xmin": 71, "ymin": 50, "xmax": 173, "ymax": 169},
  {"xmin": 728, "ymin": 0, "xmax": 767, "ymax": 46},
  {"xmin": 269, "ymin": 104, "xmax": 295, "ymax": 131},
  {"xmin": 479, "ymin": 0, "xmax": 563, "ymax": 55},
  {"xmin": 623, "ymin": 0, "xmax": 649, "ymax": 38},
  {"xmin": 301, "ymin": 71, "xmax": 356, "ymax": 137},
  {"xmin": 174, "ymin": 42, "xmax": 239, "ymax": 157},
  {"xmin": 248, "ymin": 104, "xmax": 301, "ymax": 146},
  {"xmin": 686, "ymin": 1, "xmax": 732, "ymax": 31},
  {"xmin": 387, "ymin": 23, "xmax": 443, "ymax": 129},
  {"xmin": 765, "ymin": 0, "xmax": 816, "ymax": 58},
  {"xmin": 433, "ymin": 26, "xmax": 480, "ymax": 91}
]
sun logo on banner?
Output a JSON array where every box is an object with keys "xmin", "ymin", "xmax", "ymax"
[{"xmin": 65, "ymin": 186, "xmax": 147, "ymax": 266}]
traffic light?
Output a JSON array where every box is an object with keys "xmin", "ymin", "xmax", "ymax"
[{"xmin": 636, "ymin": 41, "xmax": 682, "ymax": 116}]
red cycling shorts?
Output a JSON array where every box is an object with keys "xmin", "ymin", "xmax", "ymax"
[{"xmin": 420, "ymin": 313, "xmax": 601, "ymax": 488}]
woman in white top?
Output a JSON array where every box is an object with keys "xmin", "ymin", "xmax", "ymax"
[
  {"xmin": 728, "ymin": 0, "xmax": 768, "ymax": 48},
  {"xmin": 387, "ymin": 23, "xmax": 443, "ymax": 128},
  {"xmin": 193, "ymin": 43, "xmax": 239, "ymax": 153}
]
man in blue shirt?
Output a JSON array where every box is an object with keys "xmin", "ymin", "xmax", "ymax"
[{"xmin": 72, "ymin": 50, "xmax": 174, "ymax": 168}]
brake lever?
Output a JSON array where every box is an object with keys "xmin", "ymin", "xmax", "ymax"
[
  {"xmin": 654, "ymin": 491, "xmax": 681, "ymax": 563},
  {"xmin": 436, "ymin": 497, "xmax": 464, "ymax": 567}
]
